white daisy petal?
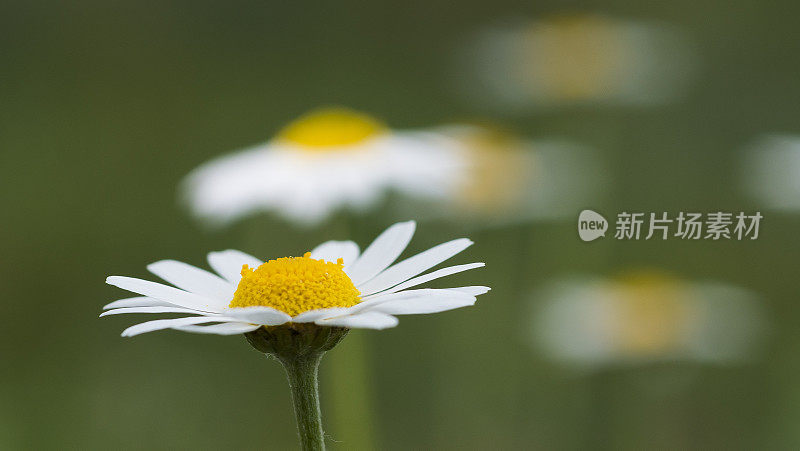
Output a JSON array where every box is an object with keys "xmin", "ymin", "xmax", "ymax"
[
  {"xmin": 147, "ymin": 260, "xmax": 235, "ymax": 302},
  {"xmin": 362, "ymin": 293, "xmax": 476, "ymax": 315},
  {"xmin": 347, "ymin": 220, "xmax": 416, "ymax": 285},
  {"xmin": 351, "ymin": 290, "xmax": 424, "ymax": 310},
  {"xmin": 291, "ymin": 307, "xmax": 353, "ymax": 323},
  {"xmin": 100, "ymin": 307, "xmax": 211, "ymax": 317},
  {"xmin": 316, "ymin": 311, "xmax": 399, "ymax": 330},
  {"xmin": 182, "ymin": 145, "xmax": 284, "ymax": 226},
  {"xmin": 103, "ymin": 297, "xmax": 172, "ymax": 310},
  {"xmin": 355, "ymin": 288, "xmax": 478, "ymax": 315},
  {"xmin": 207, "ymin": 250, "xmax": 263, "ymax": 284},
  {"xmin": 173, "ymin": 323, "xmax": 261, "ymax": 335},
  {"xmin": 222, "ymin": 307, "xmax": 292, "ymax": 326},
  {"xmin": 356, "ymin": 238, "xmax": 474, "ymax": 296},
  {"xmin": 310, "ymin": 240, "xmax": 360, "ymax": 266},
  {"xmin": 447, "ymin": 286, "xmax": 492, "ymax": 296},
  {"xmin": 106, "ymin": 276, "xmax": 224, "ymax": 312},
  {"xmin": 362, "ymin": 263, "xmax": 485, "ymax": 298},
  {"xmin": 121, "ymin": 316, "xmax": 237, "ymax": 337}
]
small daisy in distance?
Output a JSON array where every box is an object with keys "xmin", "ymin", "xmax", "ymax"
[
  {"xmin": 182, "ymin": 107, "xmax": 462, "ymax": 226},
  {"xmin": 395, "ymin": 123, "xmax": 606, "ymax": 227},
  {"xmin": 457, "ymin": 13, "xmax": 696, "ymax": 110},
  {"xmin": 102, "ymin": 220, "xmax": 488, "ymax": 335},
  {"xmin": 532, "ymin": 271, "xmax": 764, "ymax": 367}
]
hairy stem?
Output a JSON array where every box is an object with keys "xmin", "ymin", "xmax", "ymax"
[{"xmin": 281, "ymin": 353, "xmax": 326, "ymax": 451}]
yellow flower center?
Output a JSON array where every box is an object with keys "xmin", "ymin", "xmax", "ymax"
[
  {"xmin": 275, "ymin": 107, "xmax": 388, "ymax": 150},
  {"xmin": 528, "ymin": 14, "xmax": 623, "ymax": 100},
  {"xmin": 456, "ymin": 126, "xmax": 531, "ymax": 212},
  {"xmin": 229, "ymin": 252, "xmax": 361, "ymax": 317},
  {"xmin": 613, "ymin": 272, "xmax": 692, "ymax": 356}
]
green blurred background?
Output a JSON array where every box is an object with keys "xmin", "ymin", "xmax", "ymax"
[{"xmin": 2, "ymin": 0, "xmax": 800, "ymax": 449}]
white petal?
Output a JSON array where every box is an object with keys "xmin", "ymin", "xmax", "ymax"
[
  {"xmin": 173, "ymin": 323, "xmax": 260, "ymax": 335},
  {"xmin": 103, "ymin": 297, "xmax": 172, "ymax": 310},
  {"xmin": 121, "ymin": 316, "xmax": 237, "ymax": 337},
  {"xmin": 291, "ymin": 308, "xmax": 353, "ymax": 323},
  {"xmin": 221, "ymin": 307, "xmax": 292, "ymax": 326},
  {"xmin": 448, "ymin": 286, "xmax": 491, "ymax": 296},
  {"xmin": 100, "ymin": 306, "xmax": 209, "ymax": 317},
  {"xmin": 357, "ymin": 238, "xmax": 473, "ymax": 296},
  {"xmin": 355, "ymin": 288, "xmax": 477, "ymax": 315},
  {"xmin": 106, "ymin": 276, "xmax": 225, "ymax": 312},
  {"xmin": 316, "ymin": 311, "xmax": 399, "ymax": 329},
  {"xmin": 362, "ymin": 292, "xmax": 476, "ymax": 315},
  {"xmin": 362, "ymin": 263, "xmax": 485, "ymax": 298},
  {"xmin": 207, "ymin": 250, "xmax": 263, "ymax": 283},
  {"xmin": 310, "ymin": 240, "xmax": 360, "ymax": 266},
  {"xmin": 147, "ymin": 260, "xmax": 235, "ymax": 302},
  {"xmin": 350, "ymin": 289, "xmax": 432, "ymax": 312},
  {"xmin": 347, "ymin": 221, "xmax": 416, "ymax": 285}
]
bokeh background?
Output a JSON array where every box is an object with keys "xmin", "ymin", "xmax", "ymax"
[{"xmin": 2, "ymin": 0, "xmax": 800, "ymax": 449}]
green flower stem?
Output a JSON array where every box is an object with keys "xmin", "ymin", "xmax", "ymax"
[
  {"xmin": 246, "ymin": 324, "xmax": 348, "ymax": 450},
  {"xmin": 280, "ymin": 353, "xmax": 326, "ymax": 451}
]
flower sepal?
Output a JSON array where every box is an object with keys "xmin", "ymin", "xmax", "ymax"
[{"xmin": 245, "ymin": 323, "xmax": 349, "ymax": 359}]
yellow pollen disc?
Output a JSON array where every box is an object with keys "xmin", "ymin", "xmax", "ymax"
[
  {"xmin": 613, "ymin": 271, "xmax": 692, "ymax": 355},
  {"xmin": 276, "ymin": 107, "xmax": 388, "ymax": 149},
  {"xmin": 529, "ymin": 14, "xmax": 622, "ymax": 100},
  {"xmin": 229, "ymin": 252, "xmax": 361, "ymax": 317},
  {"xmin": 457, "ymin": 126, "xmax": 531, "ymax": 212}
]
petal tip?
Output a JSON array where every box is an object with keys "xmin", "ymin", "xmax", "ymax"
[
  {"xmin": 395, "ymin": 220, "xmax": 417, "ymax": 232},
  {"xmin": 145, "ymin": 260, "xmax": 170, "ymax": 272}
]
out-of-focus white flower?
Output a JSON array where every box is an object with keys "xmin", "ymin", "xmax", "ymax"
[
  {"xmin": 182, "ymin": 107, "xmax": 463, "ymax": 226},
  {"xmin": 457, "ymin": 13, "xmax": 696, "ymax": 110},
  {"xmin": 399, "ymin": 124, "xmax": 605, "ymax": 225},
  {"xmin": 531, "ymin": 272, "xmax": 765, "ymax": 367},
  {"xmin": 103, "ymin": 221, "xmax": 489, "ymax": 335},
  {"xmin": 742, "ymin": 134, "xmax": 800, "ymax": 211}
]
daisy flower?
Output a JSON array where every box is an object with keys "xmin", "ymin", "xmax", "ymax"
[
  {"xmin": 182, "ymin": 107, "xmax": 462, "ymax": 226},
  {"xmin": 397, "ymin": 124, "xmax": 606, "ymax": 226},
  {"xmin": 102, "ymin": 220, "xmax": 489, "ymax": 335},
  {"xmin": 456, "ymin": 13, "xmax": 696, "ymax": 110},
  {"xmin": 531, "ymin": 271, "xmax": 764, "ymax": 368},
  {"xmin": 103, "ymin": 221, "xmax": 487, "ymax": 450}
]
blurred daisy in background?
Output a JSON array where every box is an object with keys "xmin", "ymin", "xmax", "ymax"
[
  {"xmin": 531, "ymin": 271, "xmax": 765, "ymax": 368},
  {"xmin": 741, "ymin": 134, "xmax": 800, "ymax": 211},
  {"xmin": 103, "ymin": 221, "xmax": 489, "ymax": 335},
  {"xmin": 182, "ymin": 107, "xmax": 463, "ymax": 227},
  {"xmin": 397, "ymin": 124, "xmax": 606, "ymax": 226},
  {"xmin": 456, "ymin": 13, "xmax": 697, "ymax": 111}
]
